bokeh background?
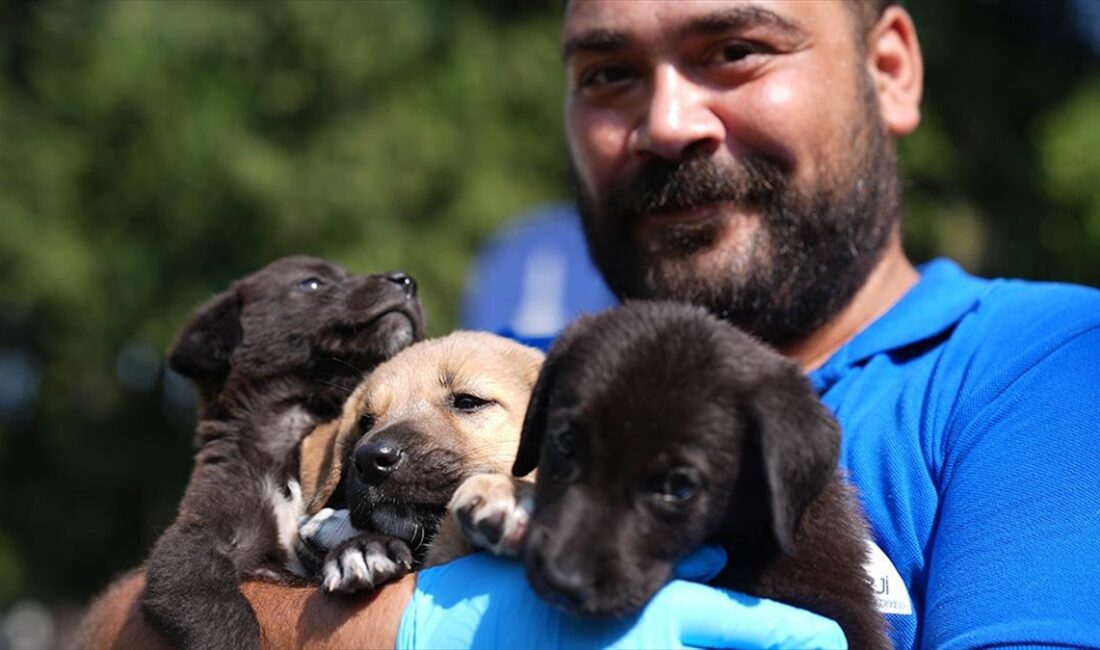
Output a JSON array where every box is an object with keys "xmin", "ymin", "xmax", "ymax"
[{"xmin": 1, "ymin": 0, "xmax": 1099, "ymax": 646}]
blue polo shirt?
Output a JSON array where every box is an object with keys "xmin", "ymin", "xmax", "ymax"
[{"xmin": 809, "ymin": 259, "xmax": 1100, "ymax": 649}]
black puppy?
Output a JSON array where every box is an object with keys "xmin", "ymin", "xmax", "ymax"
[
  {"xmin": 511, "ymin": 301, "xmax": 888, "ymax": 649},
  {"xmin": 141, "ymin": 256, "xmax": 424, "ymax": 650}
]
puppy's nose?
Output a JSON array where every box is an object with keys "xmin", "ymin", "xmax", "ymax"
[
  {"xmin": 354, "ymin": 440, "xmax": 404, "ymax": 485},
  {"xmin": 384, "ymin": 271, "xmax": 417, "ymax": 299}
]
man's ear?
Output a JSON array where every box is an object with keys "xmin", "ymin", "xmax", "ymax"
[
  {"xmin": 748, "ymin": 375, "xmax": 840, "ymax": 556},
  {"xmin": 168, "ymin": 289, "xmax": 242, "ymax": 381},
  {"xmin": 866, "ymin": 5, "xmax": 923, "ymax": 136}
]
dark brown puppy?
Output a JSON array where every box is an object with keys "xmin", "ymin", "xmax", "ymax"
[
  {"xmin": 140, "ymin": 256, "xmax": 424, "ymax": 650},
  {"xmin": 511, "ymin": 301, "xmax": 888, "ymax": 649}
]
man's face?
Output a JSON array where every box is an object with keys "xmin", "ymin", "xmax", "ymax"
[{"xmin": 564, "ymin": 0, "xmax": 901, "ymax": 345}]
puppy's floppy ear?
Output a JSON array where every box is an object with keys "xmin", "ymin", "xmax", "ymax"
[
  {"xmin": 513, "ymin": 356, "xmax": 558, "ymax": 477},
  {"xmin": 513, "ymin": 324, "xmax": 584, "ymax": 477},
  {"xmin": 307, "ymin": 385, "xmax": 372, "ymax": 512},
  {"xmin": 168, "ymin": 289, "xmax": 242, "ymax": 380},
  {"xmin": 748, "ymin": 374, "xmax": 840, "ymax": 556},
  {"xmin": 299, "ymin": 420, "xmax": 342, "ymax": 514}
]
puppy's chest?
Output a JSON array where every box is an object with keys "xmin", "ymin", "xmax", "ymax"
[{"xmin": 254, "ymin": 405, "xmax": 322, "ymax": 461}]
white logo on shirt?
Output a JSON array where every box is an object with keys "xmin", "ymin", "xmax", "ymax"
[{"xmin": 863, "ymin": 539, "xmax": 913, "ymax": 616}]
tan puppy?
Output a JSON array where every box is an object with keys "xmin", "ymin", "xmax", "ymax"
[{"xmin": 296, "ymin": 331, "xmax": 542, "ymax": 593}]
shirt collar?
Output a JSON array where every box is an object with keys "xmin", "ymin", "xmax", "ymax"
[{"xmin": 809, "ymin": 258, "xmax": 990, "ymax": 392}]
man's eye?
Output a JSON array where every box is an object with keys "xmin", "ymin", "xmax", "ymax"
[
  {"xmin": 579, "ymin": 64, "xmax": 635, "ymax": 91},
  {"xmin": 296, "ymin": 277, "xmax": 324, "ymax": 291},
  {"xmin": 709, "ymin": 41, "xmax": 763, "ymax": 65}
]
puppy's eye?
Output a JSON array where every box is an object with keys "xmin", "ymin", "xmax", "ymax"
[
  {"xmin": 358, "ymin": 414, "xmax": 375, "ymax": 432},
  {"xmin": 655, "ymin": 467, "xmax": 702, "ymax": 503},
  {"xmin": 553, "ymin": 428, "xmax": 577, "ymax": 457},
  {"xmin": 296, "ymin": 277, "xmax": 325, "ymax": 291},
  {"xmin": 452, "ymin": 393, "xmax": 490, "ymax": 412},
  {"xmin": 545, "ymin": 452, "xmax": 580, "ymax": 485}
]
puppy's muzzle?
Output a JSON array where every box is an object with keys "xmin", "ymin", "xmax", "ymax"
[
  {"xmin": 525, "ymin": 527, "xmax": 592, "ymax": 611},
  {"xmin": 355, "ymin": 439, "xmax": 404, "ymax": 485}
]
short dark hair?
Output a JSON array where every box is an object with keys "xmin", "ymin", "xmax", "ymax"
[
  {"xmin": 560, "ymin": 0, "xmax": 901, "ymax": 49},
  {"xmin": 849, "ymin": 0, "xmax": 900, "ymax": 33},
  {"xmin": 561, "ymin": 1, "xmax": 900, "ymax": 31}
]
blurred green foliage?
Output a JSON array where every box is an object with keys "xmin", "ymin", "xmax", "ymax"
[{"xmin": 0, "ymin": 0, "xmax": 1097, "ymax": 612}]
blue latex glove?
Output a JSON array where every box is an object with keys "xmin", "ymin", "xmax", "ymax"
[{"xmin": 397, "ymin": 547, "xmax": 847, "ymax": 649}]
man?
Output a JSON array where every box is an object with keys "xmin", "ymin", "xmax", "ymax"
[{"xmin": 78, "ymin": 1, "xmax": 1100, "ymax": 648}]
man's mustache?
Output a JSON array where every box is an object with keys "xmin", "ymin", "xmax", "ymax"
[{"xmin": 603, "ymin": 154, "xmax": 790, "ymax": 222}]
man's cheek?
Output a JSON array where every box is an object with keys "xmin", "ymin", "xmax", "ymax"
[
  {"xmin": 721, "ymin": 74, "xmax": 806, "ymax": 174},
  {"xmin": 567, "ymin": 105, "xmax": 637, "ymax": 198}
]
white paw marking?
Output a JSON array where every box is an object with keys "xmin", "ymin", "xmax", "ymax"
[
  {"xmin": 322, "ymin": 558, "xmax": 343, "ymax": 592},
  {"xmin": 322, "ymin": 541, "xmax": 401, "ymax": 593},
  {"xmin": 266, "ymin": 478, "xmax": 306, "ymax": 575},
  {"xmin": 364, "ymin": 549, "xmax": 397, "ymax": 577},
  {"xmin": 341, "ymin": 547, "xmax": 370, "ymax": 584},
  {"xmin": 299, "ymin": 508, "xmax": 358, "ymax": 551}
]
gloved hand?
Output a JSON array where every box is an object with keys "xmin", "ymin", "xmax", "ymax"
[{"xmin": 396, "ymin": 547, "xmax": 847, "ymax": 649}]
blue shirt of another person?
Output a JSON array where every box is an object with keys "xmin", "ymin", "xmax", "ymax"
[{"xmin": 460, "ymin": 204, "xmax": 617, "ymax": 350}]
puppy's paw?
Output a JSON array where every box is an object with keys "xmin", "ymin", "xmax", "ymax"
[
  {"xmin": 321, "ymin": 534, "xmax": 413, "ymax": 594},
  {"xmin": 297, "ymin": 508, "xmax": 360, "ymax": 576},
  {"xmin": 449, "ymin": 474, "xmax": 533, "ymax": 556}
]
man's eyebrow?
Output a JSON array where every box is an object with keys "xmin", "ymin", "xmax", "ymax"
[
  {"xmin": 562, "ymin": 5, "xmax": 806, "ymax": 62},
  {"xmin": 677, "ymin": 5, "xmax": 807, "ymax": 40},
  {"xmin": 561, "ymin": 28, "xmax": 629, "ymax": 62}
]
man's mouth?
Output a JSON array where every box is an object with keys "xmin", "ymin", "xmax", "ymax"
[
  {"xmin": 635, "ymin": 202, "xmax": 758, "ymax": 255},
  {"xmin": 638, "ymin": 199, "xmax": 761, "ymax": 223},
  {"xmin": 646, "ymin": 200, "xmax": 725, "ymax": 220}
]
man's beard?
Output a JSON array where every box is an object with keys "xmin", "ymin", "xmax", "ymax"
[{"xmin": 576, "ymin": 82, "xmax": 901, "ymax": 347}]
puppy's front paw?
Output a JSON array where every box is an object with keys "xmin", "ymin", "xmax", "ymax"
[
  {"xmin": 321, "ymin": 534, "xmax": 413, "ymax": 594},
  {"xmin": 297, "ymin": 508, "xmax": 359, "ymax": 575},
  {"xmin": 449, "ymin": 474, "xmax": 533, "ymax": 556}
]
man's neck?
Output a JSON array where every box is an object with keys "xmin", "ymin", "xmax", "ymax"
[{"xmin": 780, "ymin": 236, "xmax": 918, "ymax": 372}]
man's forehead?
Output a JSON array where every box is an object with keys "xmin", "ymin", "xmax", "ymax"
[{"xmin": 562, "ymin": 0, "xmax": 843, "ymax": 57}]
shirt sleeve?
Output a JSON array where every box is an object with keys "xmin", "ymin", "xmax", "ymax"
[{"xmin": 922, "ymin": 324, "xmax": 1100, "ymax": 648}]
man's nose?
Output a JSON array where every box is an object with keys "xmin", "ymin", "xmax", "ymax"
[{"xmin": 631, "ymin": 65, "xmax": 724, "ymax": 161}]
